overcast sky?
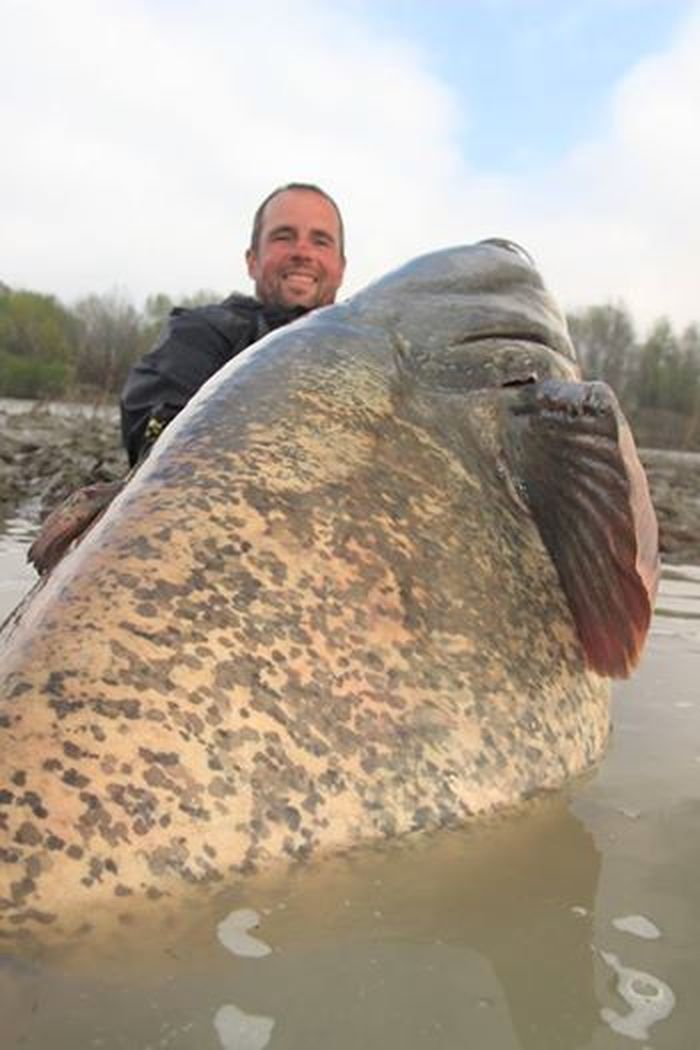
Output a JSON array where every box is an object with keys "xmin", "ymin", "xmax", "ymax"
[{"xmin": 3, "ymin": 0, "xmax": 698, "ymax": 332}]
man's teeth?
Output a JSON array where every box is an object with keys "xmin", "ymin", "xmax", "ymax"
[{"xmin": 284, "ymin": 272, "xmax": 316, "ymax": 283}]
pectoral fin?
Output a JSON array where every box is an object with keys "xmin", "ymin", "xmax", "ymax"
[
  {"xmin": 503, "ymin": 379, "xmax": 659, "ymax": 679},
  {"xmin": 28, "ymin": 479, "xmax": 126, "ymax": 575}
]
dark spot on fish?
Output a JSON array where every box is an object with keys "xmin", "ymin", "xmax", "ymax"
[
  {"xmin": 411, "ymin": 806, "xmax": 435, "ymax": 830},
  {"xmin": 67, "ymin": 844, "xmax": 84, "ymax": 860},
  {"xmin": 237, "ymin": 856, "xmax": 258, "ymax": 876},
  {"xmin": 78, "ymin": 790, "xmax": 101, "ymax": 812},
  {"xmin": 318, "ymin": 768, "xmax": 346, "ymax": 794},
  {"xmin": 11, "ymin": 878, "xmax": 36, "ymax": 903},
  {"xmin": 62, "ymin": 768, "xmax": 90, "ymax": 789},
  {"xmin": 121, "ymin": 535, "xmax": 161, "ymax": 561},
  {"xmin": 63, "ymin": 740, "xmax": 97, "ymax": 761},
  {"xmin": 283, "ymin": 805, "xmax": 301, "ymax": 830},
  {"xmin": 0, "ymin": 791, "xmax": 14, "ymax": 806},
  {"xmin": 88, "ymin": 858, "xmax": 104, "ymax": 881},
  {"xmin": 178, "ymin": 801, "xmax": 209, "ymax": 820},
  {"xmin": 18, "ymin": 792, "xmax": 48, "ymax": 819},
  {"xmin": 14, "ymin": 823, "xmax": 42, "ymax": 847},
  {"xmin": 138, "ymin": 749, "xmax": 179, "ymax": 766},
  {"xmin": 8, "ymin": 907, "xmax": 55, "ymax": 927},
  {"xmin": 208, "ymin": 777, "xmax": 235, "ymax": 799},
  {"xmin": 46, "ymin": 834, "xmax": 65, "ymax": 851},
  {"xmin": 8, "ymin": 681, "xmax": 31, "ymax": 700},
  {"xmin": 302, "ymin": 791, "xmax": 323, "ymax": 814},
  {"xmin": 94, "ymin": 699, "xmax": 141, "ymax": 720},
  {"xmin": 143, "ymin": 766, "xmax": 175, "ymax": 790},
  {"xmin": 45, "ymin": 672, "xmax": 67, "ymax": 696},
  {"xmin": 114, "ymin": 884, "xmax": 132, "ymax": 897},
  {"xmin": 48, "ymin": 698, "xmax": 85, "ymax": 719}
]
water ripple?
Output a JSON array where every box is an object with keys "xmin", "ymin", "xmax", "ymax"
[{"xmin": 652, "ymin": 563, "xmax": 700, "ymax": 641}]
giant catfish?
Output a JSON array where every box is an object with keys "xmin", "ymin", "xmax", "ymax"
[{"xmin": 0, "ymin": 240, "xmax": 658, "ymax": 945}]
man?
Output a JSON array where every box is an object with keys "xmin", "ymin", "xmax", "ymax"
[
  {"xmin": 28, "ymin": 183, "xmax": 345, "ymax": 574},
  {"xmin": 120, "ymin": 182, "xmax": 346, "ymax": 466}
]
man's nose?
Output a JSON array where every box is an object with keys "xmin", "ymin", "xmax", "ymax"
[{"xmin": 291, "ymin": 233, "xmax": 314, "ymax": 257}]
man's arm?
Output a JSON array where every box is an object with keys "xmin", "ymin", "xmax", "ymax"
[{"xmin": 120, "ymin": 305, "xmax": 254, "ymax": 466}]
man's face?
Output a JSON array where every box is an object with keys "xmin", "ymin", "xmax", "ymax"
[{"xmin": 246, "ymin": 189, "xmax": 345, "ymax": 310}]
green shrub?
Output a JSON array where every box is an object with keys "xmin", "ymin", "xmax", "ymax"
[{"xmin": 0, "ymin": 350, "xmax": 71, "ymax": 399}]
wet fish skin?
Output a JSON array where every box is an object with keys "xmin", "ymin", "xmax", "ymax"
[{"xmin": 0, "ymin": 240, "xmax": 657, "ymax": 946}]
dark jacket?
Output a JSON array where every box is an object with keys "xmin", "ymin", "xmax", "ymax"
[{"xmin": 120, "ymin": 293, "xmax": 306, "ymax": 466}]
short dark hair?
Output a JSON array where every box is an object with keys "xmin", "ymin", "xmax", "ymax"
[{"xmin": 249, "ymin": 182, "xmax": 345, "ymax": 259}]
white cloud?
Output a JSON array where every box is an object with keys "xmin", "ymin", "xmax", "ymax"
[
  {"xmin": 479, "ymin": 3, "xmax": 700, "ymax": 332},
  {"xmin": 2, "ymin": 0, "xmax": 700, "ymax": 333},
  {"xmin": 1, "ymin": 0, "xmax": 461, "ymax": 304}
]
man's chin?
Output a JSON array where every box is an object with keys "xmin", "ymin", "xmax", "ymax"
[{"xmin": 278, "ymin": 291, "xmax": 318, "ymax": 310}]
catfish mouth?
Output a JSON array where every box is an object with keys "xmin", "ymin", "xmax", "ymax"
[
  {"xmin": 501, "ymin": 374, "xmax": 538, "ymax": 388},
  {"xmin": 420, "ymin": 333, "xmax": 579, "ymax": 393}
]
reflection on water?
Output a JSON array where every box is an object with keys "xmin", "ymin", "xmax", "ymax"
[
  {"xmin": 0, "ymin": 502, "xmax": 39, "ymax": 623},
  {"xmin": 0, "ymin": 524, "xmax": 699, "ymax": 1047}
]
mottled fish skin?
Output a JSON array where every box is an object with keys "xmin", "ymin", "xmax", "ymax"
[{"xmin": 0, "ymin": 241, "xmax": 642, "ymax": 945}]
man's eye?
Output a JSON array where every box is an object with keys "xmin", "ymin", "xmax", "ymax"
[{"xmin": 272, "ymin": 231, "xmax": 292, "ymax": 241}]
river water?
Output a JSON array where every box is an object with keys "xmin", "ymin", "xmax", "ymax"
[{"xmin": 1, "ymin": 506, "xmax": 699, "ymax": 1049}]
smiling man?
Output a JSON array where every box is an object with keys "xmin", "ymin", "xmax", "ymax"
[
  {"xmin": 120, "ymin": 183, "xmax": 346, "ymax": 465},
  {"xmin": 246, "ymin": 184, "xmax": 345, "ymax": 310}
]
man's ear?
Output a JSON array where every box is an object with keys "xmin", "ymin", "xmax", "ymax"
[{"xmin": 245, "ymin": 248, "xmax": 257, "ymax": 279}]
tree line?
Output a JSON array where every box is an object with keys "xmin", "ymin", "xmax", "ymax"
[
  {"xmin": 567, "ymin": 304, "xmax": 700, "ymax": 450},
  {"xmin": 1, "ymin": 284, "xmax": 699, "ymax": 449},
  {"xmin": 0, "ymin": 286, "xmax": 217, "ymax": 404}
]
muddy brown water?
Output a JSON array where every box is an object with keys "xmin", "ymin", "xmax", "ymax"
[{"xmin": 0, "ymin": 506, "xmax": 698, "ymax": 1049}]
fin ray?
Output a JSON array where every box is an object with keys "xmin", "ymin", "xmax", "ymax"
[{"xmin": 503, "ymin": 379, "xmax": 659, "ymax": 678}]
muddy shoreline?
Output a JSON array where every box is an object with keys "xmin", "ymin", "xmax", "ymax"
[{"xmin": 1, "ymin": 403, "xmax": 698, "ymax": 565}]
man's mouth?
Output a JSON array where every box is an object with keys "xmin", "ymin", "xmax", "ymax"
[{"xmin": 282, "ymin": 270, "xmax": 318, "ymax": 289}]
